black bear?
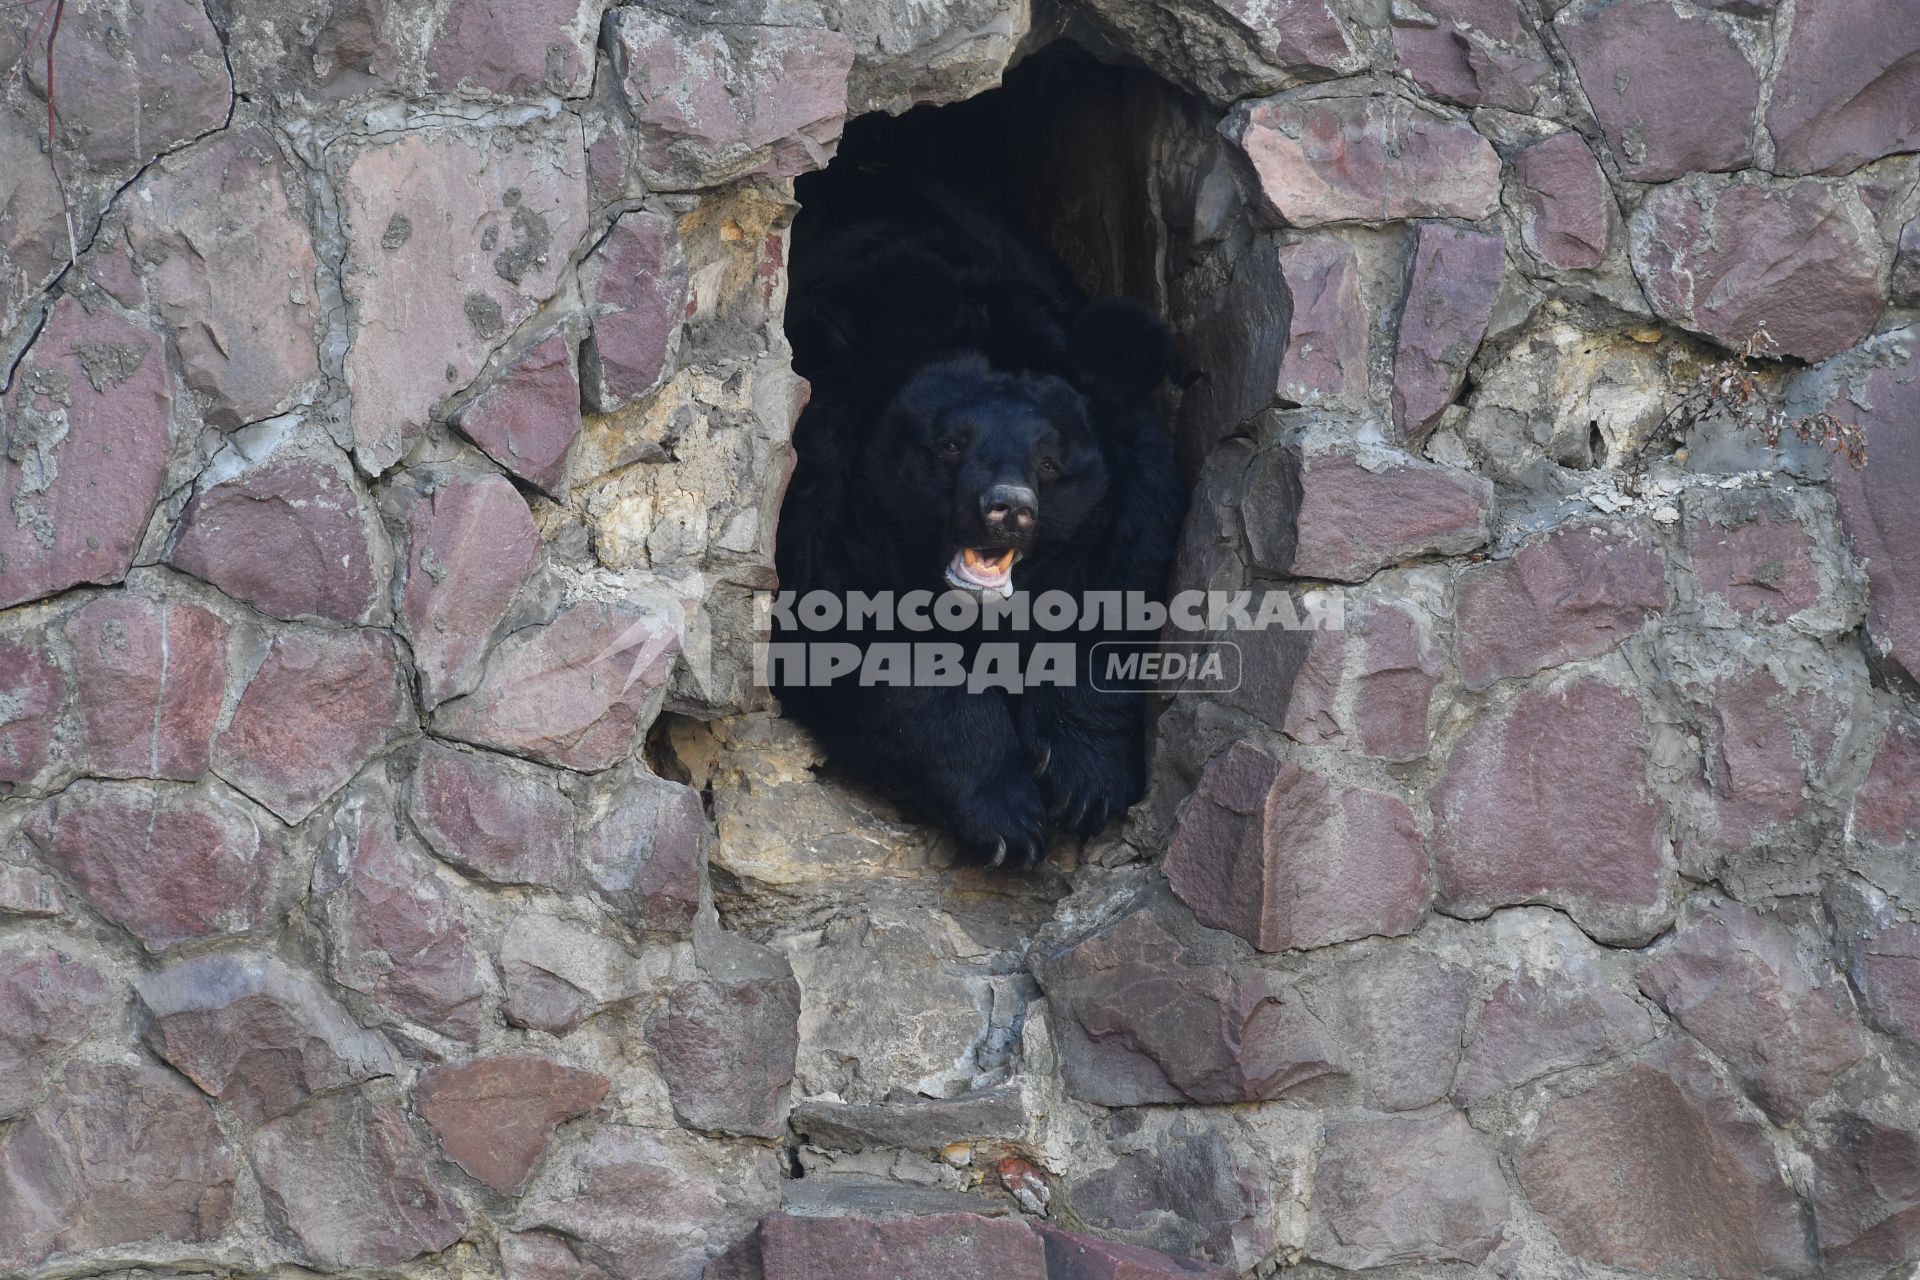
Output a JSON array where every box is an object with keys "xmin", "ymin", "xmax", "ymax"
[{"xmin": 773, "ymin": 173, "xmax": 1186, "ymax": 867}]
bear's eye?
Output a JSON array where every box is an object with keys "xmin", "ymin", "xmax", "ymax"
[
  {"xmin": 1038, "ymin": 457, "xmax": 1061, "ymax": 478},
  {"xmin": 934, "ymin": 438, "xmax": 961, "ymax": 459}
]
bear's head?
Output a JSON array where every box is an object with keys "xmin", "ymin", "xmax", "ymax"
[{"xmin": 860, "ymin": 300, "xmax": 1172, "ymax": 597}]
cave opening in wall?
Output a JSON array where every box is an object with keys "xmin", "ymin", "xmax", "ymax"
[{"xmin": 767, "ymin": 40, "xmax": 1245, "ymax": 865}]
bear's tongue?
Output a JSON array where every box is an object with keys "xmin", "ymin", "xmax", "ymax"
[{"xmin": 946, "ymin": 547, "xmax": 1018, "ymax": 597}]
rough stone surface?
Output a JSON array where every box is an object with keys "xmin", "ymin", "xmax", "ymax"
[
  {"xmin": 1767, "ymin": 0, "xmax": 1920, "ymax": 176},
  {"xmin": 415, "ymin": 1053, "xmax": 608, "ymax": 1193},
  {"xmin": 407, "ymin": 741, "xmax": 574, "ymax": 887},
  {"xmin": 1631, "ymin": 174, "xmax": 1886, "ymax": 361},
  {"xmin": 1306, "ymin": 1111, "xmax": 1509, "ymax": 1267},
  {"xmin": 1164, "ymin": 743, "xmax": 1432, "ymax": 952},
  {"xmin": 432, "ymin": 602, "xmax": 678, "ymax": 771},
  {"xmin": 0, "ymin": 632, "xmax": 65, "ymax": 794},
  {"xmin": 126, "ymin": 129, "xmax": 321, "ymax": 427},
  {"xmin": 1687, "ymin": 501, "xmax": 1824, "ymax": 623},
  {"xmin": 0, "ymin": 298, "xmax": 174, "ymax": 609},
  {"xmin": 650, "ymin": 960, "xmax": 802, "ymax": 1139},
  {"xmin": 213, "ymin": 627, "xmax": 411, "ymax": 823},
  {"xmin": 1809, "ymin": 1095, "xmax": 1920, "ymax": 1271},
  {"xmin": 1307, "ymin": 948, "xmax": 1472, "ymax": 1110},
  {"xmin": 1072, "ymin": 0, "xmax": 1363, "ymax": 104},
  {"xmin": 453, "ymin": 332, "xmax": 583, "ymax": 496},
  {"xmin": 426, "ymin": 0, "xmax": 598, "ymax": 98},
  {"xmin": 253, "ymin": 1090, "xmax": 467, "ymax": 1268},
  {"xmin": 62, "ymin": 594, "xmax": 228, "ymax": 781},
  {"xmin": 167, "ymin": 449, "xmax": 382, "ymax": 625},
  {"xmin": 137, "ymin": 950, "xmax": 398, "ymax": 1124},
  {"xmin": 1034, "ymin": 905, "xmax": 1347, "ymax": 1106},
  {"xmin": 1515, "ymin": 1040, "xmax": 1815, "ymax": 1277},
  {"xmin": 394, "ymin": 471, "xmax": 541, "ymax": 708},
  {"xmin": 581, "ymin": 212, "xmax": 688, "ymax": 413},
  {"xmin": 0, "ymin": 1060, "xmax": 235, "ymax": 1273},
  {"xmin": 1557, "ymin": 0, "xmax": 1759, "ymax": 181},
  {"xmin": 1275, "ymin": 237, "xmax": 1369, "ymax": 405},
  {"xmin": 0, "ymin": 943, "xmax": 114, "ymax": 1119},
  {"xmin": 1829, "ymin": 356, "xmax": 1920, "ymax": 689},
  {"xmin": 1391, "ymin": 223, "xmax": 1506, "ymax": 442},
  {"xmin": 1264, "ymin": 596, "xmax": 1444, "ymax": 761},
  {"xmin": 604, "ymin": 10, "xmax": 856, "ymax": 190},
  {"xmin": 1430, "ymin": 678, "xmax": 1674, "ymax": 944},
  {"xmin": 578, "ymin": 768, "xmax": 706, "ymax": 935},
  {"xmin": 1243, "ymin": 443, "xmax": 1494, "ymax": 581},
  {"xmin": 28, "ymin": 779, "xmax": 291, "ymax": 951},
  {"xmin": 517, "ymin": 1126, "xmax": 782, "ymax": 1279},
  {"xmin": 334, "ymin": 122, "xmax": 587, "ymax": 472},
  {"xmin": 1509, "ymin": 130, "xmax": 1614, "ymax": 271},
  {"xmin": 1038, "ymin": 1224, "xmax": 1236, "ymax": 1280},
  {"xmin": 1454, "ymin": 965, "xmax": 1656, "ymax": 1103},
  {"xmin": 1639, "ymin": 897, "xmax": 1863, "ymax": 1120},
  {"xmin": 1392, "ymin": 0, "xmax": 1552, "ymax": 113},
  {"xmin": 1454, "ymin": 521, "xmax": 1665, "ymax": 689},
  {"xmin": 1222, "ymin": 93, "xmax": 1502, "ymax": 227}
]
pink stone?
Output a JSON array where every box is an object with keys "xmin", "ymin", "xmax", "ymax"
[
  {"xmin": 1243, "ymin": 444, "xmax": 1493, "ymax": 582},
  {"xmin": 1306, "ymin": 1112, "xmax": 1509, "ymax": 1267},
  {"xmin": 414, "ymin": 1054, "xmax": 608, "ymax": 1193},
  {"xmin": 605, "ymin": 10, "xmax": 855, "ymax": 189},
  {"xmin": 502, "ymin": 1232, "xmax": 615, "ymax": 1280},
  {"xmin": 126, "ymin": 129, "xmax": 322, "ymax": 428},
  {"xmin": 1453, "ymin": 970, "xmax": 1655, "ymax": 1103},
  {"xmin": 1856, "ymin": 715, "xmax": 1920, "ymax": 851},
  {"xmin": 336, "ymin": 122, "xmax": 588, "ymax": 472},
  {"xmin": 1514, "ymin": 1041, "xmax": 1814, "ymax": 1278},
  {"xmin": 426, "ymin": 0, "xmax": 597, "ymax": 97},
  {"xmin": 1688, "ymin": 505, "xmax": 1823, "ymax": 621},
  {"xmin": 1221, "ymin": 93, "xmax": 1501, "ymax": 228},
  {"xmin": 1165, "ymin": 743, "xmax": 1432, "ymax": 952},
  {"xmin": 27, "ymin": 779, "xmax": 290, "ymax": 952},
  {"xmin": 395, "ymin": 471, "xmax": 540, "ymax": 707},
  {"xmin": 1509, "ymin": 131, "xmax": 1614, "ymax": 271},
  {"xmin": 1556, "ymin": 0, "xmax": 1759, "ymax": 181},
  {"xmin": 1034, "ymin": 907, "xmax": 1348, "ymax": 1107},
  {"xmin": 1767, "ymin": 0, "xmax": 1920, "ymax": 176},
  {"xmin": 0, "ymin": 114, "xmax": 69, "ymax": 340},
  {"xmin": 31, "ymin": 0, "xmax": 230, "ymax": 171},
  {"xmin": 1829, "ymin": 358, "xmax": 1920, "ymax": 688},
  {"xmin": 0, "ymin": 943, "xmax": 115, "ymax": 1119},
  {"xmin": 1631, "ymin": 174, "xmax": 1885, "ymax": 362},
  {"xmin": 649, "ymin": 965, "xmax": 801, "ymax": 1138},
  {"xmin": 1274, "ymin": 598, "xmax": 1443, "ymax": 762},
  {"xmin": 1454, "ymin": 521, "xmax": 1666, "ymax": 690},
  {"xmin": 453, "ymin": 332, "xmax": 582, "ymax": 495},
  {"xmin": 1036, "ymin": 1225, "xmax": 1236, "ymax": 1280},
  {"xmin": 748, "ymin": 1213, "xmax": 1049, "ymax": 1280},
  {"xmin": 431, "ymin": 602, "xmax": 680, "ymax": 772},
  {"xmin": 1275, "ymin": 237, "xmax": 1368, "ymax": 405},
  {"xmin": 1430, "ymin": 679, "xmax": 1674, "ymax": 944},
  {"xmin": 1306, "ymin": 950, "xmax": 1471, "ymax": 1111},
  {"xmin": 318, "ymin": 794, "xmax": 493, "ymax": 1042},
  {"xmin": 578, "ymin": 769, "xmax": 706, "ymax": 936},
  {"xmin": 137, "ymin": 950, "xmax": 399, "ymax": 1124},
  {"xmin": 0, "ymin": 635, "xmax": 65, "ymax": 794},
  {"xmin": 253, "ymin": 1092, "xmax": 466, "ymax": 1267},
  {"xmin": 1391, "ymin": 0, "xmax": 1552, "ymax": 113},
  {"xmin": 168, "ymin": 451, "xmax": 381, "ymax": 624},
  {"xmin": 0, "ymin": 864, "xmax": 66, "ymax": 918},
  {"xmin": 407, "ymin": 741, "xmax": 575, "ymax": 888},
  {"xmin": 1639, "ymin": 897, "xmax": 1864, "ymax": 1121},
  {"xmin": 214, "ymin": 628, "xmax": 410, "ymax": 823},
  {"xmin": 0, "ymin": 298, "xmax": 173, "ymax": 609},
  {"xmin": 0, "ymin": 1060, "xmax": 235, "ymax": 1273},
  {"xmin": 1809, "ymin": 1104, "xmax": 1920, "ymax": 1266},
  {"xmin": 1391, "ymin": 223, "xmax": 1505, "ymax": 443},
  {"xmin": 580, "ymin": 212, "xmax": 688, "ymax": 412},
  {"xmin": 1692, "ymin": 668, "xmax": 1840, "ymax": 862},
  {"xmin": 63, "ymin": 595, "xmax": 228, "ymax": 781}
]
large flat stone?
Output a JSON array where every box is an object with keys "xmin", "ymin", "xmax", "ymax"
[
  {"xmin": 62, "ymin": 595, "xmax": 228, "ymax": 782},
  {"xmin": 580, "ymin": 212, "xmax": 687, "ymax": 413},
  {"xmin": 0, "ymin": 298, "xmax": 174, "ymax": 609},
  {"xmin": 453, "ymin": 332, "xmax": 583, "ymax": 496},
  {"xmin": 1165, "ymin": 743, "xmax": 1431, "ymax": 952},
  {"xmin": 1391, "ymin": 223, "xmax": 1506, "ymax": 443},
  {"xmin": 426, "ymin": 0, "xmax": 598, "ymax": 97},
  {"xmin": 0, "ymin": 943, "xmax": 115, "ymax": 1120},
  {"xmin": 650, "ymin": 959, "xmax": 801, "ymax": 1139},
  {"xmin": 1767, "ymin": 0, "xmax": 1920, "ymax": 175},
  {"xmin": 1275, "ymin": 236, "xmax": 1369, "ymax": 405},
  {"xmin": 1828, "ymin": 357, "xmax": 1920, "ymax": 690},
  {"xmin": 1631, "ymin": 174, "xmax": 1885, "ymax": 362},
  {"xmin": 1509, "ymin": 130, "xmax": 1614, "ymax": 271},
  {"xmin": 0, "ymin": 633, "xmax": 67, "ymax": 795},
  {"xmin": 1430, "ymin": 678, "xmax": 1675, "ymax": 944},
  {"xmin": 415, "ymin": 1053, "xmax": 608, "ymax": 1194},
  {"xmin": 1306, "ymin": 1111, "xmax": 1509, "ymax": 1267},
  {"xmin": 1221, "ymin": 92, "xmax": 1501, "ymax": 227}
]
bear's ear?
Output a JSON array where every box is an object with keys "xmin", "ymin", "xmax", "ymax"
[{"xmin": 1069, "ymin": 299, "xmax": 1173, "ymax": 405}]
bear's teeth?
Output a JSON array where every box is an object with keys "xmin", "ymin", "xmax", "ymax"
[{"xmin": 946, "ymin": 548, "xmax": 1017, "ymax": 597}]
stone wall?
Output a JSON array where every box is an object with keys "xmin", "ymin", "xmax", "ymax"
[{"xmin": 1, "ymin": 0, "xmax": 1918, "ymax": 1277}]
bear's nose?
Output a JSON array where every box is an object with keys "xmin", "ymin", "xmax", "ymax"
[{"xmin": 981, "ymin": 484, "xmax": 1037, "ymax": 534}]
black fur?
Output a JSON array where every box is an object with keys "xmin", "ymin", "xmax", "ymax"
[{"xmin": 774, "ymin": 175, "xmax": 1186, "ymax": 866}]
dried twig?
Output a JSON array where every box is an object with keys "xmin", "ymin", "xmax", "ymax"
[{"xmin": 1646, "ymin": 328, "xmax": 1868, "ymax": 471}]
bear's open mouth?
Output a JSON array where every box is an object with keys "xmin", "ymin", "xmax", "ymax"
[{"xmin": 946, "ymin": 547, "xmax": 1020, "ymax": 597}]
